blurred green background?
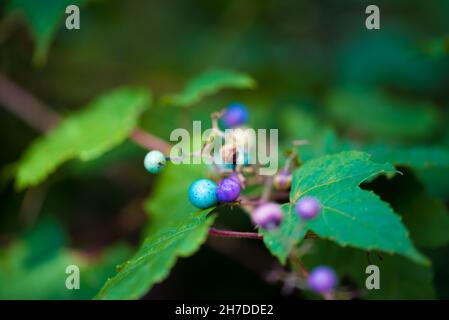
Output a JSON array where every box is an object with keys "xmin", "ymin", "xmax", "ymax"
[{"xmin": 1, "ymin": 0, "xmax": 449, "ymax": 299}]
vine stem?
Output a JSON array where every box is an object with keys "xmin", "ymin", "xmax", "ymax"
[
  {"xmin": 129, "ymin": 128, "xmax": 171, "ymax": 154},
  {"xmin": 0, "ymin": 73, "xmax": 61, "ymax": 132},
  {"xmin": 0, "ymin": 73, "xmax": 172, "ymax": 153},
  {"xmin": 208, "ymin": 227, "xmax": 263, "ymax": 240}
]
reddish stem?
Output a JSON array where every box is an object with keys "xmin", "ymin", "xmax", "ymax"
[
  {"xmin": 0, "ymin": 73, "xmax": 61, "ymax": 132},
  {"xmin": 208, "ymin": 227, "xmax": 263, "ymax": 240},
  {"xmin": 129, "ymin": 128, "xmax": 171, "ymax": 153}
]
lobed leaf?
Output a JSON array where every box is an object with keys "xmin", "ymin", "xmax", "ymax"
[
  {"xmin": 16, "ymin": 87, "xmax": 151, "ymax": 190},
  {"xmin": 262, "ymin": 151, "xmax": 428, "ymax": 265}
]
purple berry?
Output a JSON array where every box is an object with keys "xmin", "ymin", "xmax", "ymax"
[
  {"xmin": 251, "ymin": 203, "xmax": 283, "ymax": 230},
  {"xmin": 221, "ymin": 103, "xmax": 249, "ymax": 128},
  {"xmin": 228, "ymin": 173, "xmax": 242, "ymax": 186},
  {"xmin": 295, "ymin": 196, "xmax": 321, "ymax": 220},
  {"xmin": 216, "ymin": 178, "xmax": 241, "ymax": 203},
  {"xmin": 307, "ymin": 266, "xmax": 337, "ymax": 294},
  {"xmin": 273, "ymin": 171, "xmax": 292, "ymax": 191}
]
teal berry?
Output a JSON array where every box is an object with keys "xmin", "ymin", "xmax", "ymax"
[
  {"xmin": 188, "ymin": 179, "xmax": 218, "ymax": 209},
  {"xmin": 144, "ymin": 150, "xmax": 166, "ymax": 174}
]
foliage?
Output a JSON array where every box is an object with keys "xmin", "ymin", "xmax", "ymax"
[
  {"xmin": 1, "ymin": 0, "xmax": 449, "ymax": 301},
  {"xmin": 0, "ymin": 219, "xmax": 131, "ymax": 299},
  {"xmin": 6, "ymin": 0, "xmax": 86, "ymax": 66},
  {"xmin": 16, "ymin": 87, "xmax": 151, "ymax": 190},
  {"xmin": 163, "ymin": 69, "xmax": 256, "ymax": 108},
  {"xmin": 261, "ymin": 152, "xmax": 426, "ymax": 265}
]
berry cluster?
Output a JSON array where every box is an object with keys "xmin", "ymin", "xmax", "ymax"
[{"xmin": 143, "ymin": 102, "xmax": 337, "ymax": 296}]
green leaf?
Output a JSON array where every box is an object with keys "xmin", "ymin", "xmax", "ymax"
[
  {"xmin": 326, "ymin": 88, "xmax": 440, "ymax": 141},
  {"xmin": 16, "ymin": 87, "xmax": 151, "ymax": 190},
  {"xmin": 96, "ymin": 163, "xmax": 215, "ymax": 299},
  {"xmin": 96, "ymin": 210, "xmax": 214, "ymax": 300},
  {"xmin": 164, "ymin": 69, "xmax": 256, "ymax": 107},
  {"xmin": 260, "ymin": 204, "xmax": 300, "ymax": 264},
  {"xmin": 262, "ymin": 151, "xmax": 427, "ymax": 265},
  {"xmin": 303, "ymin": 240, "xmax": 436, "ymax": 299},
  {"xmin": 6, "ymin": 0, "xmax": 86, "ymax": 66},
  {"xmin": 0, "ymin": 220, "xmax": 131, "ymax": 299}
]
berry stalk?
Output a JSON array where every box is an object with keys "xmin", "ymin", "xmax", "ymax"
[{"xmin": 208, "ymin": 227, "xmax": 263, "ymax": 240}]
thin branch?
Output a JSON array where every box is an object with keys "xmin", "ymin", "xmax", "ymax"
[
  {"xmin": 260, "ymin": 175, "xmax": 274, "ymax": 203},
  {"xmin": 208, "ymin": 227, "xmax": 263, "ymax": 239},
  {"xmin": 0, "ymin": 73, "xmax": 61, "ymax": 132},
  {"xmin": 0, "ymin": 73, "xmax": 172, "ymax": 153},
  {"xmin": 129, "ymin": 128, "xmax": 171, "ymax": 154}
]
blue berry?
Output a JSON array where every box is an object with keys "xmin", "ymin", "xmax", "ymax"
[
  {"xmin": 144, "ymin": 150, "xmax": 166, "ymax": 174},
  {"xmin": 295, "ymin": 196, "xmax": 321, "ymax": 220},
  {"xmin": 274, "ymin": 171, "xmax": 292, "ymax": 191},
  {"xmin": 221, "ymin": 103, "xmax": 249, "ymax": 128},
  {"xmin": 251, "ymin": 203, "xmax": 283, "ymax": 230},
  {"xmin": 188, "ymin": 179, "xmax": 218, "ymax": 209},
  {"xmin": 307, "ymin": 266, "xmax": 337, "ymax": 294},
  {"xmin": 216, "ymin": 178, "xmax": 241, "ymax": 203}
]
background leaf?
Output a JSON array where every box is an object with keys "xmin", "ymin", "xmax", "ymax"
[
  {"xmin": 6, "ymin": 0, "xmax": 86, "ymax": 66},
  {"xmin": 326, "ymin": 88, "xmax": 440, "ymax": 141},
  {"xmin": 164, "ymin": 69, "xmax": 256, "ymax": 107},
  {"xmin": 280, "ymin": 107, "xmax": 342, "ymax": 162},
  {"xmin": 365, "ymin": 144, "xmax": 449, "ymax": 199},
  {"xmin": 16, "ymin": 87, "xmax": 151, "ymax": 189},
  {"xmin": 0, "ymin": 219, "xmax": 131, "ymax": 299}
]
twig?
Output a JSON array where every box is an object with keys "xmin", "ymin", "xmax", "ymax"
[
  {"xmin": 260, "ymin": 175, "xmax": 274, "ymax": 203},
  {"xmin": 208, "ymin": 227, "xmax": 263, "ymax": 239},
  {"xmin": 0, "ymin": 73, "xmax": 61, "ymax": 132},
  {"xmin": 129, "ymin": 128, "xmax": 171, "ymax": 154},
  {"xmin": 0, "ymin": 73, "xmax": 172, "ymax": 153}
]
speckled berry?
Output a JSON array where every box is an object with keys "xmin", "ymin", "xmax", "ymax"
[
  {"xmin": 188, "ymin": 179, "xmax": 218, "ymax": 209},
  {"xmin": 251, "ymin": 202, "xmax": 283, "ymax": 230},
  {"xmin": 216, "ymin": 178, "xmax": 241, "ymax": 203},
  {"xmin": 295, "ymin": 196, "xmax": 321, "ymax": 220},
  {"xmin": 273, "ymin": 171, "xmax": 292, "ymax": 191},
  {"xmin": 221, "ymin": 103, "xmax": 249, "ymax": 128},
  {"xmin": 307, "ymin": 266, "xmax": 337, "ymax": 294},
  {"xmin": 144, "ymin": 150, "xmax": 166, "ymax": 174}
]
